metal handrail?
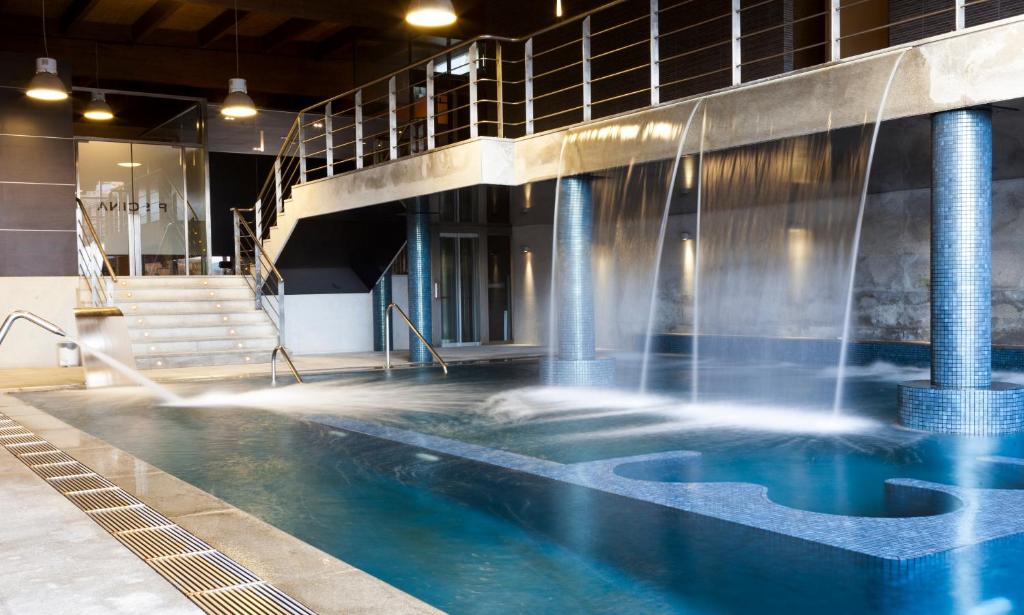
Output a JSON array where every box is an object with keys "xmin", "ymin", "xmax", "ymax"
[
  {"xmin": 384, "ymin": 303, "xmax": 448, "ymax": 374},
  {"xmin": 0, "ymin": 310, "xmax": 67, "ymax": 346},
  {"xmin": 235, "ymin": 214, "xmax": 284, "ymax": 283},
  {"xmin": 75, "ymin": 198, "xmax": 118, "ymax": 282},
  {"xmin": 271, "ymin": 345, "xmax": 303, "ymax": 386}
]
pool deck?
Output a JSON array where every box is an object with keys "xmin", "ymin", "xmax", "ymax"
[
  {"xmin": 0, "ymin": 394, "xmax": 443, "ymax": 615},
  {"xmin": 0, "ymin": 344, "xmax": 545, "ymax": 390}
]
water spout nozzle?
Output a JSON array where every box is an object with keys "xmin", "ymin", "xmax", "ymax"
[{"xmin": 0, "ymin": 310, "xmax": 68, "ymax": 347}]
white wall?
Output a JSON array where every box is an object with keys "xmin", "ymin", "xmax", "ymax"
[
  {"xmin": 283, "ymin": 274, "xmax": 411, "ymax": 354},
  {"xmin": 284, "ymin": 293, "xmax": 374, "ymax": 354},
  {"xmin": 0, "ymin": 277, "xmax": 80, "ymax": 368}
]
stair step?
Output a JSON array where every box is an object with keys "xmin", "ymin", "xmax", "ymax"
[
  {"xmin": 108, "ymin": 287, "xmax": 253, "ymax": 302},
  {"xmin": 116, "ymin": 299, "xmax": 256, "ymax": 316},
  {"xmin": 113, "ymin": 276, "xmax": 249, "ymax": 289},
  {"xmin": 137, "ymin": 349, "xmax": 274, "ymax": 370},
  {"xmin": 133, "ymin": 336, "xmax": 278, "ymax": 354},
  {"xmin": 129, "ymin": 324, "xmax": 276, "ymax": 340},
  {"xmin": 125, "ymin": 312, "xmax": 271, "ymax": 328}
]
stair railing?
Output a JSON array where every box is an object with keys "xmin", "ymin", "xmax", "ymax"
[
  {"xmin": 232, "ymin": 208, "xmax": 297, "ymax": 380},
  {"xmin": 75, "ymin": 198, "xmax": 118, "ymax": 308}
]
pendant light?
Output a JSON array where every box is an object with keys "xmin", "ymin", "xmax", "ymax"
[
  {"xmin": 83, "ymin": 44, "xmax": 113, "ymax": 121},
  {"xmin": 26, "ymin": 1, "xmax": 67, "ymax": 101},
  {"xmin": 405, "ymin": 0, "xmax": 457, "ymax": 27},
  {"xmin": 221, "ymin": 0, "xmax": 257, "ymax": 119},
  {"xmin": 556, "ymin": 0, "xmax": 563, "ymax": 18}
]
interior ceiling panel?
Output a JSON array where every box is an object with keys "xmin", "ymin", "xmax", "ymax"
[
  {"xmin": 87, "ymin": 0, "xmax": 156, "ymax": 25},
  {"xmin": 160, "ymin": 4, "xmax": 224, "ymax": 32}
]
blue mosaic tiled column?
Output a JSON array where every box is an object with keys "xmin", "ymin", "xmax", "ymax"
[
  {"xmin": 372, "ymin": 271, "xmax": 392, "ymax": 352},
  {"xmin": 407, "ymin": 197, "xmax": 433, "ymax": 364},
  {"xmin": 898, "ymin": 109, "xmax": 1024, "ymax": 434},
  {"xmin": 541, "ymin": 176, "xmax": 615, "ymax": 386}
]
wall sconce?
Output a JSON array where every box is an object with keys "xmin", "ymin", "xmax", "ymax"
[
  {"xmin": 521, "ymin": 245, "xmax": 531, "ymax": 254},
  {"xmin": 680, "ymin": 232, "xmax": 692, "ymax": 242}
]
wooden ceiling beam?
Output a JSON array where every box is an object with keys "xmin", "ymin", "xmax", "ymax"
[
  {"xmin": 59, "ymin": 0, "xmax": 103, "ymax": 33},
  {"xmin": 260, "ymin": 18, "xmax": 320, "ymax": 53},
  {"xmin": 198, "ymin": 8, "xmax": 249, "ymax": 47},
  {"xmin": 132, "ymin": 1, "xmax": 185, "ymax": 42}
]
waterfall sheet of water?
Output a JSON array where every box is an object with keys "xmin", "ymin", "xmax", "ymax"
[{"xmin": 71, "ymin": 337, "xmax": 182, "ymax": 404}]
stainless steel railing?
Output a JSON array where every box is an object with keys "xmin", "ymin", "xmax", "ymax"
[
  {"xmin": 271, "ymin": 345, "xmax": 303, "ymax": 386},
  {"xmin": 232, "ymin": 207, "xmax": 288, "ymax": 344},
  {"xmin": 246, "ymin": 0, "xmax": 1024, "ymax": 246},
  {"xmin": 75, "ymin": 198, "xmax": 118, "ymax": 308},
  {"xmin": 384, "ymin": 303, "xmax": 448, "ymax": 374}
]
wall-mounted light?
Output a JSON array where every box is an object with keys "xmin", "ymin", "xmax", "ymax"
[
  {"xmin": 680, "ymin": 232, "xmax": 692, "ymax": 242},
  {"xmin": 117, "ymin": 161, "xmax": 142, "ymax": 168},
  {"xmin": 83, "ymin": 91, "xmax": 114, "ymax": 121},
  {"xmin": 521, "ymin": 245, "xmax": 531, "ymax": 254},
  {"xmin": 406, "ymin": 0, "xmax": 457, "ymax": 27}
]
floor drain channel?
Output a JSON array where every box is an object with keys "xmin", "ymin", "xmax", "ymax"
[{"xmin": 0, "ymin": 411, "xmax": 317, "ymax": 615}]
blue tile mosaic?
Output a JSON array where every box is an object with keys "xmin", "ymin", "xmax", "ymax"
[
  {"xmin": 372, "ymin": 271, "xmax": 392, "ymax": 352},
  {"xmin": 546, "ymin": 175, "xmax": 615, "ymax": 386},
  {"xmin": 406, "ymin": 198, "xmax": 433, "ymax": 363},
  {"xmin": 898, "ymin": 380, "xmax": 1024, "ymax": 435}
]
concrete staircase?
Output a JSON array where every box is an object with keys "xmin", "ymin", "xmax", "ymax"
[{"xmin": 79, "ymin": 276, "xmax": 278, "ymax": 370}]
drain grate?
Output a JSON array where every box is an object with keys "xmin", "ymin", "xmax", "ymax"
[{"xmin": 0, "ymin": 412, "xmax": 318, "ymax": 615}]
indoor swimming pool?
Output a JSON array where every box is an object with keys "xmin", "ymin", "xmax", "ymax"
[{"xmin": 16, "ymin": 356, "xmax": 1024, "ymax": 614}]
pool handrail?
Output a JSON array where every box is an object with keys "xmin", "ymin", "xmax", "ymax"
[
  {"xmin": 384, "ymin": 303, "xmax": 449, "ymax": 375},
  {"xmin": 271, "ymin": 345, "xmax": 303, "ymax": 386}
]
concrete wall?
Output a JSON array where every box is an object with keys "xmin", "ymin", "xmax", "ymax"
[{"xmin": 0, "ymin": 277, "xmax": 79, "ymax": 367}]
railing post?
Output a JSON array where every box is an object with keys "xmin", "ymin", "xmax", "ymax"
[
  {"xmin": 496, "ymin": 42, "xmax": 504, "ymax": 138},
  {"xmin": 278, "ymin": 279, "xmax": 285, "ymax": 346},
  {"xmin": 232, "ymin": 208, "xmax": 241, "ymax": 275},
  {"xmin": 355, "ymin": 89, "xmax": 364, "ymax": 169},
  {"xmin": 582, "ymin": 17, "xmax": 592, "ymax": 122},
  {"xmin": 525, "ymin": 38, "xmax": 534, "ymax": 135},
  {"xmin": 255, "ymin": 198, "xmax": 263, "ymax": 243},
  {"xmin": 324, "ymin": 102, "xmax": 334, "ymax": 177},
  {"xmin": 955, "ymin": 0, "xmax": 965, "ymax": 30},
  {"xmin": 426, "ymin": 60, "xmax": 436, "ymax": 149},
  {"xmin": 388, "ymin": 76, "xmax": 398, "ymax": 160},
  {"xmin": 274, "ymin": 158, "xmax": 283, "ymax": 214},
  {"xmin": 650, "ymin": 0, "xmax": 660, "ymax": 106},
  {"xmin": 469, "ymin": 42, "xmax": 480, "ymax": 138},
  {"xmin": 830, "ymin": 0, "xmax": 841, "ymax": 61},
  {"xmin": 731, "ymin": 0, "xmax": 742, "ymax": 85},
  {"xmin": 254, "ymin": 243, "xmax": 263, "ymax": 310},
  {"xmin": 297, "ymin": 117, "xmax": 307, "ymax": 183}
]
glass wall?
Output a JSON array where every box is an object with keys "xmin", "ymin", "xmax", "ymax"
[{"xmin": 77, "ymin": 140, "xmax": 208, "ymax": 275}]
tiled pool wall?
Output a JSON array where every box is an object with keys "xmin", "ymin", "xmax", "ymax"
[{"xmin": 647, "ymin": 334, "xmax": 1024, "ymax": 372}]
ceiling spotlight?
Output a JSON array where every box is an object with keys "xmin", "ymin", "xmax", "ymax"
[
  {"xmin": 26, "ymin": 57, "xmax": 67, "ymax": 101},
  {"xmin": 406, "ymin": 0, "xmax": 457, "ymax": 27},
  {"xmin": 221, "ymin": 77, "xmax": 257, "ymax": 118},
  {"xmin": 83, "ymin": 91, "xmax": 113, "ymax": 121}
]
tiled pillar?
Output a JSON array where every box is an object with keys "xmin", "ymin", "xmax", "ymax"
[
  {"xmin": 406, "ymin": 197, "xmax": 433, "ymax": 364},
  {"xmin": 541, "ymin": 176, "xmax": 614, "ymax": 386},
  {"xmin": 898, "ymin": 109, "xmax": 1024, "ymax": 434},
  {"xmin": 372, "ymin": 271, "xmax": 392, "ymax": 352}
]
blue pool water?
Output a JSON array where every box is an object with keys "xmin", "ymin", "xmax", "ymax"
[{"xmin": 18, "ymin": 356, "xmax": 1024, "ymax": 614}]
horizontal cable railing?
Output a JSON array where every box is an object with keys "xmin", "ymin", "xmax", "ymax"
[{"xmin": 243, "ymin": 0, "xmax": 1022, "ymax": 247}]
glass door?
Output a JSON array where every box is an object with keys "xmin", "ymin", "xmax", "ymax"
[
  {"xmin": 439, "ymin": 234, "xmax": 479, "ymax": 346},
  {"xmin": 76, "ymin": 141, "xmax": 208, "ymax": 275}
]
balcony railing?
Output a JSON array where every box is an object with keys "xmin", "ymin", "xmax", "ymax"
[{"xmin": 248, "ymin": 0, "xmax": 1024, "ymax": 237}]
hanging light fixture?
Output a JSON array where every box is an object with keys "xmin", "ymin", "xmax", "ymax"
[
  {"xmin": 84, "ymin": 92, "xmax": 113, "ymax": 121},
  {"xmin": 405, "ymin": 0, "xmax": 457, "ymax": 27},
  {"xmin": 83, "ymin": 45, "xmax": 113, "ymax": 120},
  {"xmin": 221, "ymin": 0, "xmax": 257, "ymax": 118},
  {"xmin": 556, "ymin": 0, "xmax": 563, "ymax": 18},
  {"xmin": 26, "ymin": 1, "xmax": 67, "ymax": 101}
]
